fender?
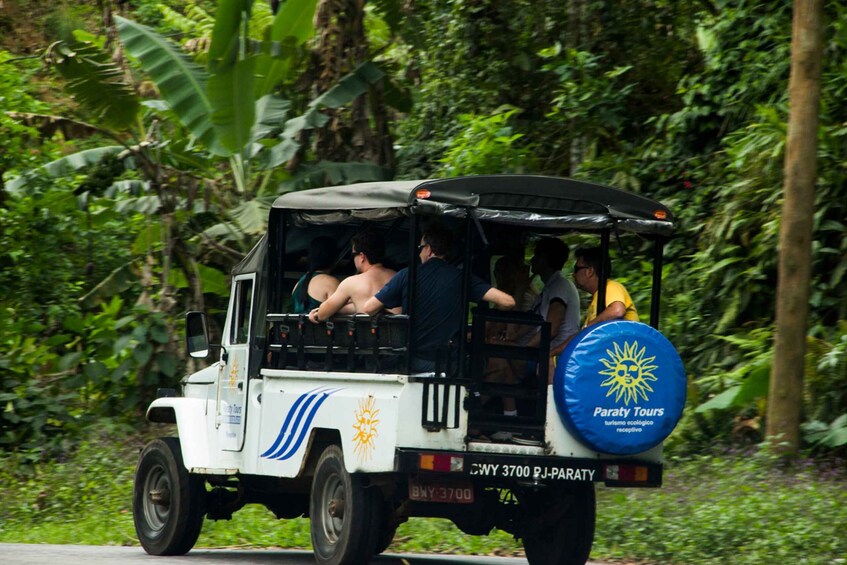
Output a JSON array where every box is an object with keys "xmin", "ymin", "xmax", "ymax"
[{"xmin": 146, "ymin": 397, "xmax": 212, "ymax": 470}]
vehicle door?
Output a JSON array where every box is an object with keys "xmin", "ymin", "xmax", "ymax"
[{"xmin": 217, "ymin": 273, "xmax": 255, "ymax": 451}]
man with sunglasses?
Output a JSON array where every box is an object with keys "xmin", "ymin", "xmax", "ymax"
[
  {"xmin": 572, "ymin": 246, "xmax": 639, "ymax": 326},
  {"xmin": 363, "ymin": 225, "xmax": 515, "ymax": 373},
  {"xmin": 308, "ymin": 230, "xmax": 397, "ymax": 323}
]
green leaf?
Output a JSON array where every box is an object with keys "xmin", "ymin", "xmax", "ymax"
[
  {"xmin": 49, "ymin": 41, "xmax": 140, "ymax": 130},
  {"xmin": 252, "ymin": 94, "xmax": 291, "ymax": 141},
  {"xmin": 115, "ymin": 195, "xmax": 162, "ymax": 215},
  {"xmin": 383, "ymin": 75, "xmax": 414, "ymax": 113},
  {"xmin": 279, "ymin": 160, "xmax": 391, "ymax": 191},
  {"xmin": 115, "ymin": 16, "xmax": 223, "ymax": 155},
  {"xmin": 695, "ymin": 385, "xmax": 741, "ymax": 413},
  {"xmin": 131, "ymin": 223, "xmax": 163, "ymax": 255},
  {"xmin": 198, "ymin": 264, "xmax": 230, "ymax": 297},
  {"xmin": 733, "ymin": 362, "xmax": 771, "ymax": 405},
  {"xmin": 62, "ymin": 316, "xmax": 85, "ymax": 333},
  {"xmin": 202, "ymin": 198, "xmax": 272, "ymax": 239},
  {"xmin": 155, "ymin": 351, "xmax": 178, "ymax": 378},
  {"xmin": 310, "ymin": 61, "xmax": 384, "ymax": 108},
  {"xmin": 133, "ymin": 342, "xmax": 153, "ymax": 365},
  {"xmin": 149, "ymin": 324, "xmax": 169, "ymax": 344},
  {"xmin": 83, "ymin": 361, "xmax": 108, "ymax": 380},
  {"xmin": 208, "ymin": 0, "xmax": 252, "ymax": 70},
  {"xmin": 256, "ymin": 137, "xmax": 300, "ymax": 170},
  {"xmin": 6, "ymin": 146, "xmax": 125, "ymax": 193},
  {"xmin": 113, "ymin": 334, "xmax": 134, "ymax": 355},
  {"xmin": 79, "ymin": 262, "xmax": 137, "ymax": 309},
  {"xmin": 208, "ymin": 57, "xmax": 256, "ymax": 154},
  {"xmin": 255, "ymin": 0, "xmax": 318, "ymax": 95},
  {"xmin": 280, "ymin": 62, "xmax": 384, "ymax": 142},
  {"xmin": 59, "ymin": 352, "xmax": 82, "ymax": 372}
]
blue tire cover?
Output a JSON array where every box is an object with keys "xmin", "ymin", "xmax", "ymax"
[{"xmin": 553, "ymin": 320, "xmax": 686, "ymax": 455}]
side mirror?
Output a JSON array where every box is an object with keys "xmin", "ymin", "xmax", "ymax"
[{"xmin": 186, "ymin": 311, "xmax": 210, "ymax": 359}]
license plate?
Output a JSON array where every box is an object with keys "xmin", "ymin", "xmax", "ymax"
[{"xmin": 408, "ymin": 478, "xmax": 475, "ymax": 504}]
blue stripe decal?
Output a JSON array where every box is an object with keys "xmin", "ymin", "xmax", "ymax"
[
  {"xmin": 273, "ymin": 390, "xmax": 337, "ymax": 460},
  {"xmin": 264, "ymin": 392, "xmax": 323, "ymax": 459},
  {"xmin": 261, "ymin": 387, "xmax": 341, "ymax": 461},
  {"xmin": 260, "ymin": 386, "xmax": 324, "ymax": 457}
]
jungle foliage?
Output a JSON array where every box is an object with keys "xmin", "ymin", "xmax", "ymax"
[{"xmin": 1, "ymin": 0, "xmax": 847, "ymax": 461}]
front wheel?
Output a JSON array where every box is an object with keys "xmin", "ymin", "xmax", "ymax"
[
  {"xmin": 133, "ymin": 437, "xmax": 206, "ymax": 555},
  {"xmin": 520, "ymin": 483, "xmax": 596, "ymax": 565},
  {"xmin": 309, "ymin": 445, "xmax": 382, "ymax": 565}
]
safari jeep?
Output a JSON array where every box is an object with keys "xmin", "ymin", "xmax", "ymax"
[{"xmin": 133, "ymin": 175, "xmax": 686, "ymax": 565}]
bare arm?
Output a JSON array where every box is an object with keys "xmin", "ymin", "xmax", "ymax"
[
  {"xmin": 362, "ymin": 296, "xmax": 386, "ymax": 316},
  {"xmin": 310, "ymin": 280, "xmax": 352, "ymax": 323},
  {"xmin": 526, "ymin": 300, "xmax": 565, "ymax": 348},
  {"xmin": 482, "ymin": 287, "xmax": 515, "ymax": 310},
  {"xmin": 586, "ymin": 300, "xmax": 626, "ymax": 327}
]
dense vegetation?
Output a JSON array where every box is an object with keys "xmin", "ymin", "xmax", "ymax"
[{"xmin": 1, "ymin": 0, "xmax": 847, "ymax": 560}]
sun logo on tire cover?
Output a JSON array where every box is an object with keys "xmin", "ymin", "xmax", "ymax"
[
  {"xmin": 598, "ymin": 340, "xmax": 658, "ymax": 405},
  {"xmin": 352, "ymin": 395, "xmax": 380, "ymax": 462}
]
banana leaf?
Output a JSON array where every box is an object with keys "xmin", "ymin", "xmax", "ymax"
[
  {"xmin": 255, "ymin": 0, "xmax": 318, "ymax": 96},
  {"xmin": 208, "ymin": 0, "xmax": 253, "ymax": 70},
  {"xmin": 49, "ymin": 41, "xmax": 140, "ymax": 130},
  {"xmin": 115, "ymin": 16, "xmax": 224, "ymax": 155},
  {"xmin": 6, "ymin": 146, "xmax": 125, "ymax": 193},
  {"xmin": 208, "ymin": 57, "xmax": 256, "ymax": 154}
]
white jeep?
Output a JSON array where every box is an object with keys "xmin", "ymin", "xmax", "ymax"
[{"xmin": 133, "ymin": 175, "xmax": 686, "ymax": 565}]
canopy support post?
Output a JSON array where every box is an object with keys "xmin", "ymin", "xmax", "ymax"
[
  {"xmin": 650, "ymin": 238, "xmax": 665, "ymax": 330},
  {"xmin": 598, "ymin": 230, "xmax": 610, "ymax": 311}
]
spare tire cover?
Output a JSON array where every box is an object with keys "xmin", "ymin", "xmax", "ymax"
[{"xmin": 553, "ymin": 320, "xmax": 686, "ymax": 455}]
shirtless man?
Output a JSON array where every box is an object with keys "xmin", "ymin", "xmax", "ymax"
[{"xmin": 308, "ymin": 230, "xmax": 397, "ymax": 323}]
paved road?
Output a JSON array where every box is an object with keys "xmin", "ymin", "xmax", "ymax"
[{"xmin": 0, "ymin": 544, "xmax": 534, "ymax": 565}]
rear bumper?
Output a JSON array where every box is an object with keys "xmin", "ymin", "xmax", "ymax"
[{"xmin": 396, "ymin": 448, "xmax": 662, "ymax": 488}]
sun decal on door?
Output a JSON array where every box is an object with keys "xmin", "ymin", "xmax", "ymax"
[
  {"xmin": 352, "ymin": 395, "xmax": 380, "ymax": 462},
  {"xmin": 598, "ymin": 340, "xmax": 658, "ymax": 405},
  {"xmin": 227, "ymin": 358, "xmax": 240, "ymax": 388}
]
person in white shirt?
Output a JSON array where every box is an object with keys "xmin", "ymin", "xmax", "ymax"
[{"xmin": 483, "ymin": 238, "xmax": 581, "ymax": 440}]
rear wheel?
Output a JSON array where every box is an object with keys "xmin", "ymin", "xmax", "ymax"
[
  {"xmin": 520, "ymin": 483, "xmax": 595, "ymax": 565},
  {"xmin": 309, "ymin": 445, "xmax": 381, "ymax": 565},
  {"xmin": 133, "ymin": 437, "xmax": 206, "ymax": 555}
]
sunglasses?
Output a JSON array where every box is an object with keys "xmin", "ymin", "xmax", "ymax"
[{"xmin": 417, "ymin": 243, "xmax": 430, "ymax": 252}]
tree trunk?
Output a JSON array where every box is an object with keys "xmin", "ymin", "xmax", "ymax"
[
  {"xmin": 766, "ymin": 0, "xmax": 824, "ymax": 455},
  {"xmin": 567, "ymin": 0, "xmax": 586, "ymax": 173},
  {"xmin": 310, "ymin": 0, "xmax": 394, "ymax": 171}
]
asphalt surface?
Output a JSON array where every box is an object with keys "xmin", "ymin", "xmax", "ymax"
[{"xmin": 0, "ymin": 544, "xmax": 533, "ymax": 565}]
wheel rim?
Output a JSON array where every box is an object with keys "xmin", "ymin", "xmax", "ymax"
[
  {"xmin": 318, "ymin": 471, "xmax": 345, "ymax": 545},
  {"xmin": 142, "ymin": 463, "xmax": 171, "ymax": 535}
]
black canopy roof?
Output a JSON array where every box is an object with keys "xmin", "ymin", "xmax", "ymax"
[{"xmin": 272, "ymin": 175, "xmax": 675, "ymax": 236}]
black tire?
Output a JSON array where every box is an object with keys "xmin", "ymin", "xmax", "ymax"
[
  {"xmin": 373, "ymin": 523, "xmax": 398, "ymax": 556},
  {"xmin": 133, "ymin": 437, "xmax": 206, "ymax": 555},
  {"xmin": 521, "ymin": 483, "xmax": 596, "ymax": 565},
  {"xmin": 309, "ymin": 445, "xmax": 381, "ymax": 565}
]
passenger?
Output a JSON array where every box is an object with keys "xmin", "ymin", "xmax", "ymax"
[
  {"xmin": 363, "ymin": 225, "xmax": 515, "ymax": 373},
  {"xmin": 572, "ymin": 246, "xmax": 638, "ymax": 326},
  {"xmin": 308, "ymin": 230, "xmax": 398, "ymax": 322},
  {"xmin": 484, "ymin": 238, "xmax": 581, "ymax": 433},
  {"xmin": 487, "ymin": 253, "xmax": 538, "ymax": 342},
  {"xmin": 548, "ymin": 246, "xmax": 639, "ymax": 359},
  {"xmin": 291, "ymin": 236, "xmax": 340, "ymax": 314},
  {"xmin": 496, "ymin": 252, "xmax": 536, "ymax": 310}
]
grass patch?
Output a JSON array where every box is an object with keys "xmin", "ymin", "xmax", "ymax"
[{"xmin": 1, "ymin": 426, "xmax": 845, "ymax": 563}]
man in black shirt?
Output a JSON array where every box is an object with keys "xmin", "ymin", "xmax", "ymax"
[{"xmin": 364, "ymin": 225, "xmax": 514, "ymax": 372}]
